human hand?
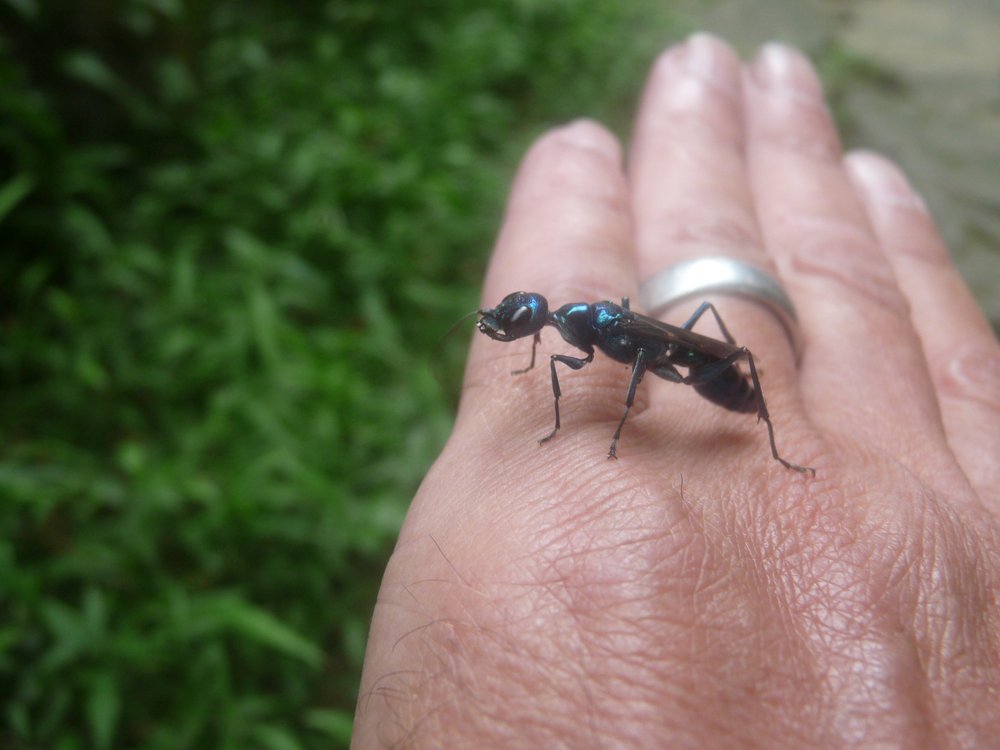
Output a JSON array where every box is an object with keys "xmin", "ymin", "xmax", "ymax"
[{"xmin": 354, "ymin": 35, "xmax": 1000, "ymax": 748}]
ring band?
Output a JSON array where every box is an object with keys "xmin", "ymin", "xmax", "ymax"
[{"xmin": 639, "ymin": 256, "xmax": 802, "ymax": 359}]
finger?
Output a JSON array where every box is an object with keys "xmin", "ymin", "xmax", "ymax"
[
  {"xmin": 480, "ymin": 120, "xmax": 634, "ymax": 310},
  {"xmin": 460, "ymin": 120, "xmax": 635, "ymax": 437},
  {"xmin": 629, "ymin": 35, "xmax": 800, "ymax": 381},
  {"xmin": 846, "ymin": 150, "xmax": 1000, "ymax": 510},
  {"xmin": 631, "ymin": 34, "xmax": 763, "ymax": 276},
  {"xmin": 629, "ymin": 34, "xmax": 810, "ymax": 468},
  {"xmin": 743, "ymin": 44, "xmax": 950, "ymax": 469}
]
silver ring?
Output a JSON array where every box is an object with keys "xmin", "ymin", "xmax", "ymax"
[{"xmin": 639, "ymin": 256, "xmax": 802, "ymax": 359}]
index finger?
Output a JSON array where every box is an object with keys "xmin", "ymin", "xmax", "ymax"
[
  {"xmin": 479, "ymin": 121, "xmax": 634, "ymax": 316},
  {"xmin": 459, "ymin": 121, "xmax": 636, "ymax": 433}
]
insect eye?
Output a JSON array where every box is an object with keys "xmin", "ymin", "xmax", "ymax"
[
  {"xmin": 498, "ymin": 292, "xmax": 547, "ymax": 338},
  {"xmin": 508, "ymin": 305, "xmax": 531, "ymax": 327},
  {"xmin": 504, "ymin": 305, "xmax": 537, "ymax": 337}
]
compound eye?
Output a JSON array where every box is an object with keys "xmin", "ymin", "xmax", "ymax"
[
  {"xmin": 506, "ymin": 305, "xmax": 533, "ymax": 334},
  {"xmin": 507, "ymin": 302, "xmax": 546, "ymax": 338}
]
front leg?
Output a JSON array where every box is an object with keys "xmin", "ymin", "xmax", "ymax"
[
  {"xmin": 511, "ymin": 332, "xmax": 542, "ymax": 375},
  {"xmin": 539, "ymin": 349, "xmax": 594, "ymax": 444}
]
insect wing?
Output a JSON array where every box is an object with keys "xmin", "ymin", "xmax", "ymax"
[{"xmin": 622, "ymin": 311, "xmax": 738, "ymax": 358}]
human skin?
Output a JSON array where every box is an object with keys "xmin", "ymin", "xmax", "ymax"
[{"xmin": 353, "ymin": 35, "xmax": 1000, "ymax": 749}]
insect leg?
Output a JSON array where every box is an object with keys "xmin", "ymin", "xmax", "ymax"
[
  {"xmin": 649, "ymin": 359, "xmax": 683, "ymax": 383},
  {"xmin": 511, "ymin": 332, "xmax": 542, "ymax": 375},
  {"xmin": 684, "ymin": 348, "xmax": 814, "ymax": 475},
  {"xmin": 539, "ymin": 350, "xmax": 594, "ymax": 444},
  {"xmin": 680, "ymin": 301, "xmax": 738, "ymax": 344},
  {"xmin": 743, "ymin": 352, "xmax": 814, "ymax": 475},
  {"xmin": 608, "ymin": 348, "xmax": 648, "ymax": 459}
]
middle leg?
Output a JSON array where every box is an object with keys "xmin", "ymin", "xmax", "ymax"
[{"xmin": 608, "ymin": 349, "xmax": 648, "ymax": 459}]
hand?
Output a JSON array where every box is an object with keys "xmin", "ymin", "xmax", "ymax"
[{"xmin": 354, "ymin": 34, "xmax": 1000, "ymax": 748}]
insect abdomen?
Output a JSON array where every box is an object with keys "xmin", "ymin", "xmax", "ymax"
[{"xmin": 693, "ymin": 366, "xmax": 756, "ymax": 413}]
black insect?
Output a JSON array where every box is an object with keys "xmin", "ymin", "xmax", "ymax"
[{"xmin": 477, "ymin": 291, "xmax": 814, "ymax": 475}]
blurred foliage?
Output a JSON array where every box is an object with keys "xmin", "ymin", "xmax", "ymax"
[
  {"xmin": 814, "ymin": 41, "xmax": 905, "ymax": 145},
  {"xmin": 0, "ymin": 0, "xmax": 680, "ymax": 747}
]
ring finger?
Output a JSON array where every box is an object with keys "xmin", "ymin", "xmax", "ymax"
[{"xmin": 629, "ymin": 35, "xmax": 807, "ymax": 457}]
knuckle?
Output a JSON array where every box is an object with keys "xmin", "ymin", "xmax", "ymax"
[
  {"xmin": 643, "ymin": 49, "xmax": 744, "ymax": 144},
  {"xmin": 783, "ymin": 218, "xmax": 910, "ymax": 319},
  {"xmin": 518, "ymin": 127, "xmax": 627, "ymax": 219},
  {"xmin": 655, "ymin": 209, "xmax": 762, "ymax": 255},
  {"xmin": 933, "ymin": 340, "xmax": 1000, "ymax": 414},
  {"xmin": 754, "ymin": 98, "xmax": 841, "ymax": 162}
]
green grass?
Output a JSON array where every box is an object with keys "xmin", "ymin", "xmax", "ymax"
[{"xmin": 0, "ymin": 1, "xmax": 681, "ymax": 747}]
